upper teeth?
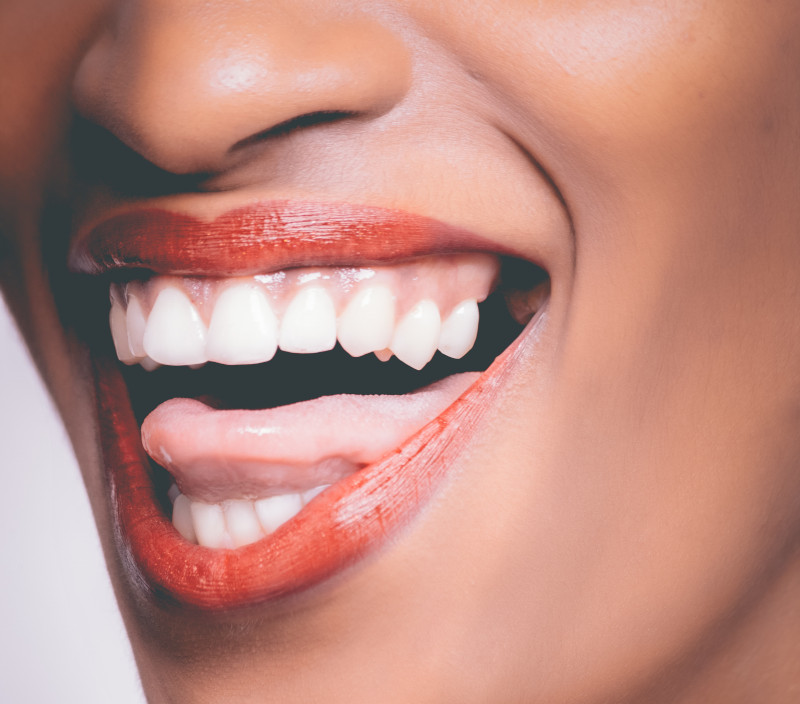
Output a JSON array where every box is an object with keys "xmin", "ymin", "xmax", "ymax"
[{"xmin": 109, "ymin": 255, "xmax": 498, "ymax": 370}]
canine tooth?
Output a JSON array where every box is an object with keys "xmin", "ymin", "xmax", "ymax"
[
  {"xmin": 438, "ymin": 299, "xmax": 480, "ymax": 359},
  {"xmin": 254, "ymin": 493, "xmax": 303, "ymax": 534},
  {"xmin": 224, "ymin": 500, "xmax": 264, "ymax": 548},
  {"xmin": 125, "ymin": 294, "xmax": 147, "ymax": 358},
  {"xmin": 143, "ymin": 286, "xmax": 208, "ymax": 366},
  {"xmin": 302, "ymin": 485, "xmax": 331, "ymax": 505},
  {"xmin": 206, "ymin": 284, "xmax": 279, "ymax": 364},
  {"xmin": 278, "ymin": 286, "xmax": 337, "ymax": 354},
  {"xmin": 109, "ymin": 295, "xmax": 138, "ymax": 363},
  {"xmin": 140, "ymin": 357, "xmax": 161, "ymax": 372},
  {"xmin": 172, "ymin": 494, "xmax": 197, "ymax": 544},
  {"xmin": 390, "ymin": 300, "xmax": 442, "ymax": 370},
  {"xmin": 337, "ymin": 285, "xmax": 396, "ymax": 357},
  {"xmin": 190, "ymin": 501, "xmax": 230, "ymax": 549}
]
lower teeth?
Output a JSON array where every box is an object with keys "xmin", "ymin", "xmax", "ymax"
[{"xmin": 171, "ymin": 484, "xmax": 332, "ymax": 548}]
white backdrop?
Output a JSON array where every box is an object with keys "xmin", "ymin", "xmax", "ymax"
[{"xmin": 0, "ymin": 294, "xmax": 143, "ymax": 703}]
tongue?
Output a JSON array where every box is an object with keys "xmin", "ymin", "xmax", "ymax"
[{"xmin": 141, "ymin": 372, "xmax": 478, "ymax": 502}]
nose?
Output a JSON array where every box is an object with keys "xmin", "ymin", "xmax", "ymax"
[{"xmin": 73, "ymin": 1, "xmax": 410, "ymax": 175}]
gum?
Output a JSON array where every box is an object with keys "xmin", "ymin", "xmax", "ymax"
[{"xmin": 112, "ymin": 253, "xmax": 500, "ymax": 322}]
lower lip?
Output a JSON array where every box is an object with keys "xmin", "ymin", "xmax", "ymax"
[{"xmin": 94, "ymin": 317, "xmax": 537, "ymax": 610}]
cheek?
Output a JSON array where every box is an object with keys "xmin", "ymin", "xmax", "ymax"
[
  {"xmin": 0, "ymin": 0, "xmax": 106, "ymax": 349},
  {"xmin": 0, "ymin": 0, "xmax": 118, "ymax": 564},
  {"xmin": 397, "ymin": 0, "xmax": 800, "ymax": 698},
  {"xmin": 0, "ymin": 1, "xmax": 106, "ymax": 192},
  {"xmin": 415, "ymin": 0, "xmax": 800, "ymax": 453},
  {"xmin": 410, "ymin": 0, "xmax": 800, "ymax": 239}
]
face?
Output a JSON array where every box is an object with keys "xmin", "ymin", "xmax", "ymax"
[{"xmin": 3, "ymin": 0, "xmax": 800, "ymax": 701}]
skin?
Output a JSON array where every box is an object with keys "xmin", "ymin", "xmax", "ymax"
[{"xmin": 2, "ymin": 0, "xmax": 800, "ymax": 702}]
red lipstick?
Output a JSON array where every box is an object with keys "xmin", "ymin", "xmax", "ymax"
[
  {"xmin": 74, "ymin": 201, "xmax": 538, "ymax": 609},
  {"xmin": 70, "ymin": 200, "xmax": 515, "ymax": 276}
]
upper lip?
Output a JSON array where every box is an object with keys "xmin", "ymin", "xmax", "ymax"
[{"xmin": 68, "ymin": 199, "xmax": 527, "ymax": 277}]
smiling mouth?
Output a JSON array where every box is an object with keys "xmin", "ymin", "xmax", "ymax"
[{"xmin": 69, "ymin": 200, "xmax": 550, "ymax": 609}]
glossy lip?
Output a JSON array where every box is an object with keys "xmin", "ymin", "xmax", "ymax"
[
  {"xmin": 75, "ymin": 201, "xmax": 549, "ymax": 610},
  {"xmin": 69, "ymin": 200, "xmax": 527, "ymax": 276}
]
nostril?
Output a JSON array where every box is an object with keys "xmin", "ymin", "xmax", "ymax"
[
  {"xmin": 68, "ymin": 110, "xmax": 364, "ymax": 198},
  {"xmin": 71, "ymin": 5, "xmax": 411, "ymax": 179},
  {"xmin": 230, "ymin": 110, "xmax": 361, "ymax": 153},
  {"xmin": 69, "ymin": 117, "xmax": 210, "ymax": 198}
]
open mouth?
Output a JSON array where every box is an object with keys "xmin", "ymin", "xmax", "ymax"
[{"xmin": 68, "ymin": 200, "xmax": 551, "ymax": 609}]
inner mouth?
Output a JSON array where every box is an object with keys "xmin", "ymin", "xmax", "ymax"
[{"xmin": 104, "ymin": 254, "xmax": 548, "ymax": 549}]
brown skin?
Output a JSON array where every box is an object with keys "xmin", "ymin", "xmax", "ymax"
[{"xmin": 3, "ymin": 1, "xmax": 800, "ymax": 702}]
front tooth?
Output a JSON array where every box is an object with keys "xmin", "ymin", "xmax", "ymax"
[
  {"xmin": 143, "ymin": 286, "xmax": 208, "ymax": 366},
  {"xmin": 438, "ymin": 299, "xmax": 480, "ymax": 359},
  {"xmin": 337, "ymin": 285, "xmax": 396, "ymax": 357},
  {"xmin": 254, "ymin": 493, "xmax": 303, "ymax": 534},
  {"xmin": 190, "ymin": 501, "xmax": 230, "ymax": 549},
  {"xmin": 125, "ymin": 293, "xmax": 147, "ymax": 358},
  {"xmin": 172, "ymin": 494, "xmax": 197, "ymax": 544},
  {"xmin": 390, "ymin": 299, "xmax": 441, "ymax": 370},
  {"xmin": 224, "ymin": 500, "xmax": 264, "ymax": 548},
  {"xmin": 278, "ymin": 286, "xmax": 337, "ymax": 354},
  {"xmin": 206, "ymin": 284, "xmax": 279, "ymax": 364},
  {"xmin": 109, "ymin": 295, "xmax": 138, "ymax": 363}
]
